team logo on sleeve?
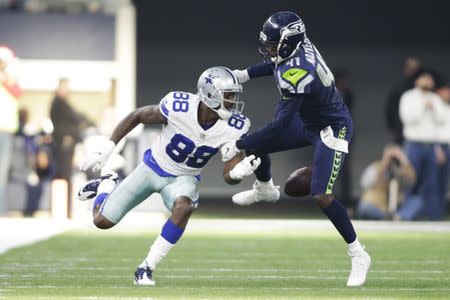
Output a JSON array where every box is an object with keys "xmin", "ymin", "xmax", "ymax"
[{"xmin": 282, "ymin": 68, "xmax": 308, "ymax": 87}]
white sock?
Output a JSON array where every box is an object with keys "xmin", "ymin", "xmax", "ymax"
[
  {"xmin": 139, "ymin": 235, "xmax": 174, "ymax": 270},
  {"xmin": 257, "ymin": 178, "xmax": 274, "ymax": 187},
  {"xmin": 348, "ymin": 238, "xmax": 363, "ymax": 254},
  {"xmin": 97, "ymin": 179, "xmax": 116, "ymax": 195}
]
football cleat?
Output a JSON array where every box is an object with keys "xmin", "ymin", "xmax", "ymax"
[
  {"xmin": 77, "ymin": 173, "xmax": 118, "ymax": 201},
  {"xmin": 347, "ymin": 246, "xmax": 371, "ymax": 287},
  {"xmin": 133, "ymin": 265, "xmax": 155, "ymax": 286},
  {"xmin": 232, "ymin": 180, "xmax": 280, "ymax": 206}
]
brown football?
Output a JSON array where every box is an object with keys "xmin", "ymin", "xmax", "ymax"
[{"xmin": 284, "ymin": 166, "xmax": 312, "ymax": 197}]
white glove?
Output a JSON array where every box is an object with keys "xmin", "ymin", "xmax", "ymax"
[
  {"xmin": 229, "ymin": 155, "xmax": 261, "ymax": 180},
  {"xmin": 221, "ymin": 141, "xmax": 241, "ymax": 162},
  {"xmin": 79, "ymin": 140, "xmax": 115, "ymax": 172},
  {"xmin": 232, "ymin": 69, "xmax": 250, "ymax": 84}
]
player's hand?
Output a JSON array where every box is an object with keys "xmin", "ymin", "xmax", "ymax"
[
  {"xmin": 221, "ymin": 141, "xmax": 241, "ymax": 162},
  {"xmin": 229, "ymin": 155, "xmax": 261, "ymax": 180},
  {"xmin": 232, "ymin": 69, "xmax": 250, "ymax": 84},
  {"xmin": 79, "ymin": 140, "xmax": 115, "ymax": 172}
]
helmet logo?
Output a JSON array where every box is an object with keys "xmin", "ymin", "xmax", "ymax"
[
  {"xmin": 204, "ymin": 77, "xmax": 213, "ymax": 85},
  {"xmin": 281, "ymin": 20, "xmax": 305, "ymax": 39},
  {"xmin": 260, "ymin": 31, "xmax": 267, "ymax": 42}
]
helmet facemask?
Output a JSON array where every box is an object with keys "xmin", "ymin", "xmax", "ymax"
[
  {"xmin": 259, "ymin": 31, "xmax": 279, "ymax": 63},
  {"xmin": 218, "ymin": 91, "xmax": 245, "ymax": 119}
]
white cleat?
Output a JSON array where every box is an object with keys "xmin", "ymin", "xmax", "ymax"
[
  {"xmin": 347, "ymin": 247, "xmax": 371, "ymax": 287},
  {"xmin": 77, "ymin": 173, "xmax": 118, "ymax": 201},
  {"xmin": 133, "ymin": 266, "xmax": 155, "ymax": 286},
  {"xmin": 232, "ymin": 180, "xmax": 280, "ymax": 206}
]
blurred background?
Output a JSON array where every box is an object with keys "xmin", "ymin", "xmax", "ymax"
[{"xmin": 1, "ymin": 0, "xmax": 449, "ymax": 221}]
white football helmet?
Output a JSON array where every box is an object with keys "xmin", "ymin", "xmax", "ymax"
[{"xmin": 197, "ymin": 66, "xmax": 244, "ymax": 120}]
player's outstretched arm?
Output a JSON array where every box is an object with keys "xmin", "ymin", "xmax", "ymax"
[
  {"xmin": 223, "ymin": 153, "xmax": 261, "ymax": 185},
  {"xmin": 80, "ymin": 105, "xmax": 167, "ymax": 172},
  {"xmin": 110, "ymin": 105, "xmax": 167, "ymax": 144},
  {"xmin": 233, "ymin": 62, "xmax": 274, "ymax": 83}
]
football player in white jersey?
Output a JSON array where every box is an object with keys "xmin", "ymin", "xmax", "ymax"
[{"xmin": 77, "ymin": 66, "xmax": 260, "ymax": 286}]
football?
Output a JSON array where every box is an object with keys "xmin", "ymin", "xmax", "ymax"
[{"xmin": 284, "ymin": 166, "xmax": 312, "ymax": 197}]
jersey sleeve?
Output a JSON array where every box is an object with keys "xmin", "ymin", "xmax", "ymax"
[
  {"xmin": 240, "ymin": 115, "xmax": 251, "ymax": 136},
  {"xmin": 226, "ymin": 113, "xmax": 251, "ymax": 142},
  {"xmin": 158, "ymin": 92, "xmax": 173, "ymax": 119},
  {"xmin": 247, "ymin": 62, "xmax": 275, "ymax": 79},
  {"xmin": 276, "ymin": 65, "xmax": 314, "ymax": 96}
]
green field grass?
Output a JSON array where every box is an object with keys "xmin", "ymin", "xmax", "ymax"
[{"xmin": 1, "ymin": 229, "xmax": 449, "ymax": 299}]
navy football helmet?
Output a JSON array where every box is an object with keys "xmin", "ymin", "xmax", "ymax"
[{"xmin": 259, "ymin": 11, "xmax": 306, "ymax": 64}]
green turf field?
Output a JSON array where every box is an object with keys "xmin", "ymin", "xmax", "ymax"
[{"xmin": 1, "ymin": 228, "xmax": 449, "ymax": 299}]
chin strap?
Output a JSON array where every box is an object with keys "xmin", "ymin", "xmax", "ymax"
[{"xmin": 216, "ymin": 107, "xmax": 232, "ymax": 120}]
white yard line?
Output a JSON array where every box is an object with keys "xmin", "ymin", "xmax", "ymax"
[
  {"xmin": 1, "ymin": 274, "xmax": 448, "ymax": 281},
  {"xmin": 3, "ymin": 285, "xmax": 450, "ymax": 291}
]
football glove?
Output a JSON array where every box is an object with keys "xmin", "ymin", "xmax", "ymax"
[
  {"xmin": 79, "ymin": 140, "xmax": 115, "ymax": 172},
  {"xmin": 232, "ymin": 69, "xmax": 250, "ymax": 84},
  {"xmin": 229, "ymin": 155, "xmax": 261, "ymax": 180},
  {"xmin": 221, "ymin": 141, "xmax": 241, "ymax": 162}
]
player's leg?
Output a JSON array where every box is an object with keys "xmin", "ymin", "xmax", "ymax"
[
  {"xmin": 77, "ymin": 172, "xmax": 119, "ymax": 228},
  {"xmin": 439, "ymin": 145, "xmax": 450, "ymax": 217},
  {"xmin": 134, "ymin": 175, "xmax": 199, "ymax": 286},
  {"xmin": 395, "ymin": 141, "xmax": 425, "ymax": 220},
  {"xmin": 421, "ymin": 145, "xmax": 441, "ymax": 220},
  {"xmin": 310, "ymin": 126, "xmax": 371, "ymax": 286},
  {"xmin": 232, "ymin": 115, "xmax": 310, "ymax": 205},
  {"xmin": 78, "ymin": 163, "xmax": 168, "ymax": 229}
]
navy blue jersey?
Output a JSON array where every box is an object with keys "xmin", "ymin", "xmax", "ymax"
[{"xmin": 274, "ymin": 38, "xmax": 350, "ymax": 130}]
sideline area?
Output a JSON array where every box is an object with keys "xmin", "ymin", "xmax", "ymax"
[
  {"xmin": 1, "ymin": 213, "xmax": 450, "ymax": 255},
  {"xmin": 0, "ymin": 217, "xmax": 76, "ymax": 255}
]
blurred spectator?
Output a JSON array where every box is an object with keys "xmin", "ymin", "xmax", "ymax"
[
  {"xmin": 8, "ymin": 0, "xmax": 24, "ymax": 10},
  {"xmin": 50, "ymin": 78, "xmax": 90, "ymax": 216},
  {"xmin": 357, "ymin": 145, "xmax": 416, "ymax": 220},
  {"xmin": 435, "ymin": 83, "xmax": 450, "ymax": 218},
  {"xmin": 0, "ymin": 45, "xmax": 20, "ymax": 214},
  {"xmin": 334, "ymin": 68, "xmax": 355, "ymax": 208},
  {"xmin": 398, "ymin": 72, "xmax": 447, "ymax": 220},
  {"xmin": 16, "ymin": 108, "xmax": 53, "ymax": 216},
  {"xmin": 385, "ymin": 57, "xmax": 421, "ymax": 145}
]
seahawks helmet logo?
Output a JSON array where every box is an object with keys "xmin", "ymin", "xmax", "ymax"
[
  {"xmin": 259, "ymin": 31, "xmax": 268, "ymax": 42},
  {"xmin": 280, "ymin": 20, "xmax": 305, "ymax": 39}
]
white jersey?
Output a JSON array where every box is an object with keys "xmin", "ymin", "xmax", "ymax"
[
  {"xmin": 399, "ymin": 88, "xmax": 448, "ymax": 143},
  {"xmin": 436, "ymin": 102, "xmax": 450, "ymax": 144},
  {"xmin": 144, "ymin": 91, "xmax": 251, "ymax": 177}
]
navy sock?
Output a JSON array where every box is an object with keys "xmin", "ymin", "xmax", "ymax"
[
  {"xmin": 93, "ymin": 193, "xmax": 108, "ymax": 213},
  {"xmin": 252, "ymin": 153, "xmax": 272, "ymax": 182},
  {"xmin": 161, "ymin": 219, "xmax": 185, "ymax": 244},
  {"xmin": 321, "ymin": 199, "xmax": 356, "ymax": 244}
]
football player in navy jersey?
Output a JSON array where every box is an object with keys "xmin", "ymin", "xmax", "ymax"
[{"xmin": 221, "ymin": 11, "xmax": 371, "ymax": 286}]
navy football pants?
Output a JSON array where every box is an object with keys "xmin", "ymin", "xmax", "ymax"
[{"xmin": 248, "ymin": 113, "xmax": 352, "ymax": 196}]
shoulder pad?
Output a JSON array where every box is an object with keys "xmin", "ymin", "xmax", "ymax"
[
  {"xmin": 281, "ymin": 68, "xmax": 309, "ymax": 87},
  {"xmin": 158, "ymin": 91, "xmax": 194, "ymax": 118},
  {"xmin": 227, "ymin": 113, "xmax": 251, "ymax": 136}
]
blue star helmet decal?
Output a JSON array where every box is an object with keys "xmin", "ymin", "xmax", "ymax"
[{"xmin": 204, "ymin": 77, "xmax": 213, "ymax": 85}]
